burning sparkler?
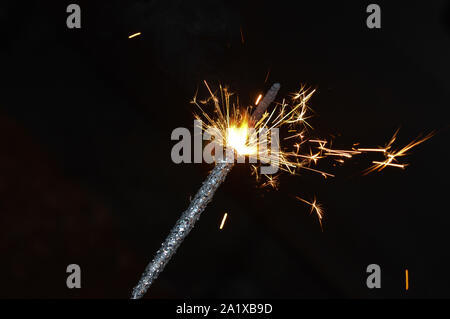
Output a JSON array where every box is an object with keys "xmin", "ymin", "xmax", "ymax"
[
  {"xmin": 131, "ymin": 83, "xmax": 281, "ymax": 299},
  {"xmin": 131, "ymin": 80, "xmax": 433, "ymax": 298}
]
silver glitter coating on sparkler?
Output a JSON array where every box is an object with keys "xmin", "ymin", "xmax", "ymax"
[
  {"xmin": 131, "ymin": 83, "xmax": 280, "ymax": 299},
  {"xmin": 131, "ymin": 160, "xmax": 233, "ymax": 299}
]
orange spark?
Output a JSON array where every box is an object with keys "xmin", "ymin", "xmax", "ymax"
[
  {"xmin": 264, "ymin": 68, "xmax": 271, "ymax": 83},
  {"xmin": 261, "ymin": 175, "xmax": 279, "ymax": 190},
  {"xmin": 363, "ymin": 131, "xmax": 434, "ymax": 175},
  {"xmin": 298, "ymin": 150, "xmax": 323, "ymax": 164},
  {"xmin": 309, "ymin": 139, "xmax": 328, "ymax": 144},
  {"xmin": 219, "ymin": 213, "xmax": 228, "ymax": 230},
  {"xmin": 255, "ymin": 94, "xmax": 263, "ymax": 105},
  {"xmin": 357, "ymin": 148, "xmax": 386, "ymax": 153},
  {"xmin": 372, "ymin": 161, "xmax": 406, "ymax": 169},
  {"xmin": 405, "ymin": 269, "xmax": 409, "ymax": 291},
  {"xmin": 128, "ymin": 32, "xmax": 141, "ymax": 39},
  {"xmin": 296, "ymin": 196, "xmax": 324, "ymax": 230},
  {"xmin": 301, "ymin": 166, "xmax": 335, "ymax": 178},
  {"xmin": 284, "ymin": 132, "xmax": 305, "ymax": 141},
  {"xmin": 318, "ymin": 144, "xmax": 361, "ymax": 158}
]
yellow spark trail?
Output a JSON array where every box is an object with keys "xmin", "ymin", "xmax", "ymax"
[
  {"xmin": 128, "ymin": 32, "xmax": 141, "ymax": 39},
  {"xmin": 219, "ymin": 213, "xmax": 228, "ymax": 230}
]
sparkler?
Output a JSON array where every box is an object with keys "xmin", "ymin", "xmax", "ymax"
[
  {"xmin": 131, "ymin": 83, "xmax": 281, "ymax": 299},
  {"xmin": 131, "ymin": 79, "xmax": 433, "ymax": 298},
  {"xmin": 362, "ymin": 129, "xmax": 434, "ymax": 175}
]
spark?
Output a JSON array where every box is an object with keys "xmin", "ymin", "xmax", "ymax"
[
  {"xmin": 371, "ymin": 161, "xmax": 405, "ymax": 169},
  {"xmin": 405, "ymin": 269, "xmax": 409, "ymax": 291},
  {"xmin": 284, "ymin": 131, "xmax": 305, "ymax": 141},
  {"xmin": 317, "ymin": 143, "xmax": 362, "ymax": 158},
  {"xmin": 261, "ymin": 175, "xmax": 279, "ymax": 190},
  {"xmin": 296, "ymin": 196, "xmax": 324, "ymax": 230},
  {"xmin": 309, "ymin": 139, "xmax": 328, "ymax": 144},
  {"xmin": 297, "ymin": 150, "xmax": 323, "ymax": 164},
  {"xmin": 363, "ymin": 131, "xmax": 434, "ymax": 175},
  {"xmin": 301, "ymin": 166, "xmax": 335, "ymax": 178},
  {"xmin": 255, "ymin": 94, "xmax": 263, "ymax": 105},
  {"xmin": 357, "ymin": 148, "xmax": 386, "ymax": 153},
  {"xmin": 219, "ymin": 213, "xmax": 228, "ymax": 230},
  {"xmin": 128, "ymin": 32, "xmax": 141, "ymax": 39},
  {"xmin": 251, "ymin": 164, "xmax": 260, "ymax": 181},
  {"xmin": 264, "ymin": 68, "xmax": 271, "ymax": 83}
]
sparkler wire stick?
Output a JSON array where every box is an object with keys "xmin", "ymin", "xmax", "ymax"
[{"xmin": 131, "ymin": 83, "xmax": 280, "ymax": 299}]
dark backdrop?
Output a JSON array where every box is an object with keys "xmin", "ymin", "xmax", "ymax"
[{"xmin": 0, "ymin": 0, "xmax": 449, "ymax": 298}]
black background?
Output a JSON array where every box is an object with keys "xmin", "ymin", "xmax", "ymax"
[{"xmin": 0, "ymin": 0, "xmax": 449, "ymax": 298}]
